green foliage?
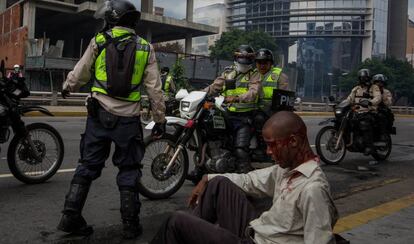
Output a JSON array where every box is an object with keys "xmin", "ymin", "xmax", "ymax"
[
  {"xmin": 209, "ymin": 29, "xmax": 278, "ymax": 61},
  {"xmin": 172, "ymin": 58, "xmax": 193, "ymax": 91},
  {"xmin": 340, "ymin": 57, "xmax": 414, "ymax": 104}
]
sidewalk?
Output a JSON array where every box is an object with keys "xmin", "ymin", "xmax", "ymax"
[{"xmin": 23, "ymin": 106, "xmax": 414, "ymax": 118}]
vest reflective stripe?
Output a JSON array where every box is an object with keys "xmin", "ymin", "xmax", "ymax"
[
  {"xmin": 222, "ymin": 72, "xmax": 258, "ymax": 112},
  {"xmin": 164, "ymin": 74, "xmax": 173, "ymax": 95},
  {"xmin": 92, "ymin": 28, "xmax": 149, "ymax": 102}
]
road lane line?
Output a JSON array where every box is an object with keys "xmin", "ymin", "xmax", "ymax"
[
  {"xmin": 0, "ymin": 168, "xmax": 76, "ymax": 179},
  {"xmin": 334, "ymin": 194, "xmax": 414, "ymax": 233}
]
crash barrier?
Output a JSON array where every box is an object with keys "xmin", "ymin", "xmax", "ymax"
[{"xmin": 21, "ymin": 91, "xmax": 414, "ymax": 114}]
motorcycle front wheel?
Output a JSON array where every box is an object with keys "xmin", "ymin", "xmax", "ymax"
[
  {"xmin": 137, "ymin": 133, "xmax": 189, "ymax": 200},
  {"xmin": 315, "ymin": 126, "xmax": 346, "ymax": 165},
  {"xmin": 7, "ymin": 123, "xmax": 64, "ymax": 184}
]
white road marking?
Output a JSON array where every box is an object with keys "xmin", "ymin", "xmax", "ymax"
[{"xmin": 0, "ymin": 168, "xmax": 76, "ymax": 179}]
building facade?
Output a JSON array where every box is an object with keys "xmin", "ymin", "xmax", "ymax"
[
  {"xmin": 193, "ymin": 3, "xmax": 228, "ymax": 55},
  {"xmin": 227, "ymin": 0, "xmax": 407, "ymax": 99}
]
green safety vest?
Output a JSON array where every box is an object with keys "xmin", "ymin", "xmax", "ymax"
[
  {"xmin": 163, "ymin": 74, "xmax": 173, "ymax": 96},
  {"xmin": 222, "ymin": 69, "xmax": 258, "ymax": 112},
  {"xmin": 260, "ymin": 67, "xmax": 282, "ymax": 106},
  {"xmin": 92, "ymin": 28, "xmax": 150, "ymax": 102}
]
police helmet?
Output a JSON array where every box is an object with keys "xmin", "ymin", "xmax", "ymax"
[
  {"xmin": 94, "ymin": 0, "xmax": 141, "ymax": 27},
  {"xmin": 234, "ymin": 45, "xmax": 255, "ymax": 65},
  {"xmin": 372, "ymin": 74, "xmax": 387, "ymax": 86},
  {"xmin": 357, "ymin": 68, "xmax": 371, "ymax": 85},
  {"xmin": 255, "ymin": 48, "xmax": 274, "ymax": 64}
]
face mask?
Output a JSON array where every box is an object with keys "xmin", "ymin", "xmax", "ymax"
[{"xmin": 235, "ymin": 62, "xmax": 252, "ymax": 73}]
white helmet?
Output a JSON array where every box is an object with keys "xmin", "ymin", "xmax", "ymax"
[{"xmin": 13, "ymin": 64, "xmax": 20, "ymax": 69}]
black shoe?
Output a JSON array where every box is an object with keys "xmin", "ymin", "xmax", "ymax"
[
  {"xmin": 57, "ymin": 213, "xmax": 93, "ymax": 236},
  {"xmin": 122, "ymin": 221, "xmax": 143, "ymax": 240}
]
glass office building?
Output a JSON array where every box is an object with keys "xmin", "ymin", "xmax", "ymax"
[{"xmin": 227, "ymin": 0, "xmax": 391, "ymax": 99}]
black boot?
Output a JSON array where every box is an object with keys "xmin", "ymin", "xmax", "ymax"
[
  {"xmin": 57, "ymin": 178, "xmax": 93, "ymax": 236},
  {"xmin": 120, "ymin": 190, "xmax": 143, "ymax": 239}
]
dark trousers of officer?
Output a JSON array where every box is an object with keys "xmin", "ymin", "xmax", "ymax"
[
  {"xmin": 356, "ymin": 112, "xmax": 375, "ymax": 150},
  {"xmin": 150, "ymin": 177, "xmax": 259, "ymax": 244},
  {"xmin": 64, "ymin": 107, "xmax": 145, "ymax": 224}
]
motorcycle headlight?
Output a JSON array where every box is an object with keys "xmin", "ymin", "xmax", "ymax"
[
  {"xmin": 335, "ymin": 109, "xmax": 342, "ymax": 115},
  {"xmin": 181, "ymin": 101, "xmax": 190, "ymax": 112}
]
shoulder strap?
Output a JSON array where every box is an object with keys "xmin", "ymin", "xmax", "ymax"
[{"xmin": 97, "ymin": 31, "xmax": 135, "ymax": 56}]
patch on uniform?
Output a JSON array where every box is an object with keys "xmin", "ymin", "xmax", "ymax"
[{"xmin": 271, "ymin": 73, "xmax": 278, "ymax": 81}]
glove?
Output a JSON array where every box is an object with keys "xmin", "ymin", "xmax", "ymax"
[
  {"xmin": 152, "ymin": 121, "xmax": 166, "ymax": 138},
  {"xmin": 359, "ymin": 100, "xmax": 372, "ymax": 108},
  {"xmin": 61, "ymin": 89, "xmax": 70, "ymax": 99}
]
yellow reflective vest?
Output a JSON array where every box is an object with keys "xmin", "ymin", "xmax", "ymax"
[
  {"xmin": 260, "ymin": 67, "xmax": 282, "ymax": 107},
  {"xmin": 92, "ymin": 27, "xmax": 150, "ymax": 102},
  {"xmin": 222, "ymin": 68, "xmax": 258, "ymax": 112}
]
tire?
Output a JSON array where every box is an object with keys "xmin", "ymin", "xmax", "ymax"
[
  {"xmin": 137, "ymin": 133, "xmax": 189, "ymax": 200},
  {"xmin": 315, "ymin": 126, "xmax": 346, "ymax": 165},
  {"xmin": 7, "ymin": 123, "xmax": 64, "ymax": 184},
  {"xmin": 372, "ymin": 134, "xmax": 392, "ymax": 161}
]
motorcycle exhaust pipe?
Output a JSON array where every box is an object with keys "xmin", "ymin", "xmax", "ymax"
[
  {"xmin": 335, "ymin": 131, "xmax": 344, "ymax": 150},
  {"xmin": 163, "ymin": 144, "xmax": 184, "ymax": 175}
]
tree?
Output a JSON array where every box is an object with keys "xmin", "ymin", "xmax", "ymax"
[
  {"xmin": 209, "ymin": 29, "xmax": 278, "ymax": 60},
  {"xmin": 154, "ymin": 41, "xmax": 184, "ymax": 53},
  {"xmin": 172, "ymin": 58, "xmax": 193, "ymax": 91}
]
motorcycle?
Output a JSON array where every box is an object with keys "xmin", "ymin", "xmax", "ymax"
[
  {"xmin": 137, "ymin": 88, "xmax": 295, "ymax": 199},
  {"xmin": 315, "ymin": 99, "xmax": 395, "ymax": 165},
  {"xmin": 0, "ymin": 61, "xmax": 64, "ymax": 184}
]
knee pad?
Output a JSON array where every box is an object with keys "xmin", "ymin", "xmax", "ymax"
[{"xmin": 235, "ymin": 126, "xmax": 251, "ymax": 148}]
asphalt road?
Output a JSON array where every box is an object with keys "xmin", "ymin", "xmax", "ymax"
[{"xmin": 0, "ymin": 116, "xmax": 413, "ymax": 243}]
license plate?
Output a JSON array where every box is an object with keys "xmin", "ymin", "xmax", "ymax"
[{"xmin": 213, "ymin": 116, "xmax": 226, "ymax": 129}]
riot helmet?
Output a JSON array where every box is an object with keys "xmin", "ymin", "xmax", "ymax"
[
  {"xmin": 234, "ymin": 45, "xmax": 255, "ymax": 65},
  {"xmin": 372, "ymin": 74, "xmax": 387, "ymax": 87},
  {"xmin": 13, "ymin": 64, "xmax": 20, "ymax": 72},
  {"xmin": 94, "ymin": 0, "xmax": 141, "ymax": 29},
  {"xmin": 357, "ymin": 68, "xmax": 371, "ymax": 86},
  {"xmin": 255, "ymin": 48, "xmax": 274, "ymax": 64}
]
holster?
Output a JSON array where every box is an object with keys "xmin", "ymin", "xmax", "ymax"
[{"xmin": 86, "ymin": 97, "xmax": 100, "ymax": 118}]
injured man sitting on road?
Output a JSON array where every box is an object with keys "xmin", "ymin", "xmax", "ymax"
[{"xmin": 151, "ymin": 111, "xmax": 339, "ymax": 244}]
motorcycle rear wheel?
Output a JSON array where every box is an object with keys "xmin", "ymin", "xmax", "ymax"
[
  {"xmin": 7, "ymin": 123, "xmax": 64, "ymax": 184},
  {"xmin": 372, "ymin": 134, "xmax": 392, "ymax": 161},
  {"xmin": 137, "ymin": 133, "xmax": 189, "ymax": 200},
  {"xmin": 315, "ymin": 126, "xmax": 346, "ymax": 165}
]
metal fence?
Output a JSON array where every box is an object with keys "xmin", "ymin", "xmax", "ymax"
[{"xmin": 21, "ymin": 91, "xmax": 414, "ymax": 115}]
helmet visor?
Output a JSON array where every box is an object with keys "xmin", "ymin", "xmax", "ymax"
[{"xmin": 94, "ymin": 1, "xmax": 111, "ymax": 20}]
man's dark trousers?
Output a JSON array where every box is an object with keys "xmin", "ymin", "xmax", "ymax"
[{"xmin": 150, "ymin": 177, "xmax": 260, "ymax": 244}]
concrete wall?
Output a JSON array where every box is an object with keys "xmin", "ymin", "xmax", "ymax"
[
  {"xmin": 406, "ymin": 21, "xmax": 414, "ymax": 63},
  {"xmin": 0, "ymin": 3, "xmax": 28, "ymax": 69}
]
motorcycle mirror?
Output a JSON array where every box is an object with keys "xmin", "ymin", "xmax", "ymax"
[
  {"xmin": 175, "ymin": 89, "xmax": 189, "ymax": 101},
  {"xmin": 215, "ymin": 96, "xmax": 225, "ymax": 111}
]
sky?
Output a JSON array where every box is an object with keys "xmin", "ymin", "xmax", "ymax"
[
  {"xmin": 410, "ymin": 0, "xmax": 414, "ymax": 21},
  {"xmin": 133, "ymin": 0, "xmax": 224, "ymax": 19}
]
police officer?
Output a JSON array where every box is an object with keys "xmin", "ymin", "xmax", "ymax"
[
  {"xmin": 373, "ymin": 74, "xmax": 394, "ymax": 138},
  {"xmin": 346, "ymin": 69, "xmax": 381, "ymax": 155},
  {"xmin": 57, "ymin": 0, "xmax": 166, "ymax": 239},
  {"xmin": 187, "ymin": 44, "xmax": 260, "ymax": 181},
  {"xmin": 7, "ymin": 64, "xmax": 23, "ymax": 80},
  {"xmin": 160, "ymin": 67, "xmax": 176, "ymax": 98}
]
